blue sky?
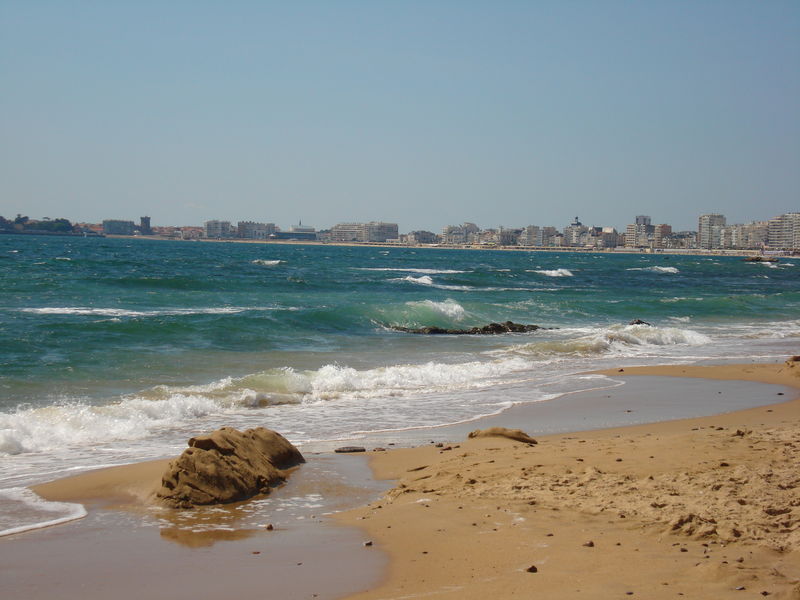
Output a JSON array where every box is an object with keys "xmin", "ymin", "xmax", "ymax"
[{"xmin": 1, "ymin": 1, "xmax": 797, "ymax": 232}]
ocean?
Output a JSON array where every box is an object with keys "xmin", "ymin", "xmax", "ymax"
[{"xmin": 1, "ymin": 235, "xmax": 798, "ymax": 536}]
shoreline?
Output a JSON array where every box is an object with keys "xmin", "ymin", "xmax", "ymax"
[
  {"xmin": 6, "ymin": 361, "xmax": 800, "ymax": 598},
  {"xmin": 101, "ymin": 234, "xmax": 794, "ymax": 259}
]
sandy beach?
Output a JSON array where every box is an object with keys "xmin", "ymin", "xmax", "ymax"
[
  {"xmin": 338, "ymin": 362, "xmax": 800, "ymax": 599},
  {"xmin": 6, "ymin": 361, "xmax": 799, "ymax": 599}
]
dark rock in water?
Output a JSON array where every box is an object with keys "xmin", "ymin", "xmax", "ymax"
[
  {"xmin": 392, "ymin": 321, "xmax": 542, "ymax": 335},
  {"xmin": 629, "ymin": 319, "xmax": 651, "ymax": 326},
  {"xmin": 335, "ymin": 446, "xmax": 367, "ymax": 453},
  {"xmin": 744, "ymin": 256, "xmax": 779, "ymax": 262},
  {"xmin": 156, "ymin": 426, "xmax": 305, "ymax": 509}
]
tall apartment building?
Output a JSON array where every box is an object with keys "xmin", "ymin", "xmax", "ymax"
[
  {"xmin": 767, "ymin": 213, "xmax": 800, "ymax": 249},
  {"xmin": 624, "ymin": 216, "xmax": 656, "ymax": 248},
  {"xmin": 204, "ymin": 220, "xmax": 232, "ymax": 239},
  {"xmin": 563, "ymin": 216, "xmax": 588, "ymax": 247},
  {"xmin": 518, "ymin": 225, "xmax": 541, "ymax": 247},
  {"xmin": 139, "ymin": 216, "xmax": 152, "ymax": 235},
  {"xmin": 697, "ymin": 214, "xmax": 726, "ymax": 249}
]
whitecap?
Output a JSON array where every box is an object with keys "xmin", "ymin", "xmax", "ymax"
[
  {"xmin": 251, "ymin": 259, "xmax": 283, "ymax": 266},
  {"xmin": 626, "ymin": 266, "xmax": 679, "ymax": 274},
  {"xmin": 18, "ymin": 306, "xmax": 289, "ymax": 317},
  {"xmin": 355, "ymin": 267, "xmax": 468, "ymax": 274},
  {"xmin": 405, "ymin": 299, "xmax": 466, "ymax": 320},
  {"xmin": 530, "ymin": 269, "xmax": 573, "ymax": 277}
]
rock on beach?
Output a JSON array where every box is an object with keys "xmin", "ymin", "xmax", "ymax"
[{"xmin": 156, "ymin": 426, "xmax": 304, "ymax": 508}]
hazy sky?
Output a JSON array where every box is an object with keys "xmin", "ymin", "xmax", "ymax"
[{"xmin": 1, "ymin": 1, "xmax": 798, "ymax": 232}]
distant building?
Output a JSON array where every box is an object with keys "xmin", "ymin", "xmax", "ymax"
[
  {"xmin": 625, "ymin": 215, "xmax": 656, "ymax": 248},
  {"xmin": 330, "ymin": 222, "xmax": 398, "ymax": 243},
  {"xmin": 697, "ymin": 214, "xmax": 726, "ymax": 249},
  {"xmin": 498, "ymin": 227, "xmax": 522, "ymax": 246},
  {"xmin": 407, "ymin": 230, "xmax": 439, "ymax": 244},
  {"xmin": 563, "ymin": 216, "xmax": 588, "ymax": 247},
  {"xmin": 767, "ymin": 213, "xmax": 800, "ymax": 250},
  {"xmin": 103, "ymin": 219, "xmax": 136, "ymax": 235},
  {"xmin": 237, "ymin": 221, "xmax": 276, "ymax": 240},
  {"xmin": 518, "ymin": 225, "xmax": 541, "ymax": 247},
  {"xmin": 139, "ymin": 216, "xmax": 152, "ymax": 235},
  {"xmin": 205, "ymin": 220, "xmax": 232, "ymax": 239}
]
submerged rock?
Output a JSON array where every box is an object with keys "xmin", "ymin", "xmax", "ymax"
[
  {"xmin": 156, "ymin": 426, "xmax": 304, "ymax": 508},
  {"xmin": 392, "ymin": 321, "xmax": 542, "ymax": 335}
]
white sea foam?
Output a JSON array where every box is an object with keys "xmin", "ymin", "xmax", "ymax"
[
  {"xmin": 0, "ymin": 357, "xmax": 533, "ymax": 456},
  {"xmin": 0, "ymin": 392, "xmax": 224, "ymax": 455},
  {"xmin": 54, "ymin": 257, "xmax": 72, "ymax": 261},
  {"xmin": 394, "ymin": 276, "xmax": 473, "ymax": 291},
  {"xmin": 18, "ymin": 306, "xmax": 288, "ymax": 317},
  {"xmin": 0, "ymin": 487, "xmax": 87, "ymax": 537},
  {"xmin": 356, "ymin": 267, "xmax": 468, "ymax": 274},
  {"xmin": 626, "ymin": 266, "xmax": 679, "ymax": 274},
  {"xmin": 498, "ymin": 324, "xmax": 711, "ymax": 359},
  {"xmin": 251, "ymin": 259, "xmax": 283, "ymax": 266},
  {"xmin": 405, "ymin": 299, "xmax": 466, "ymax": 320},
  {"xmin": 531, "ymin": 269, "xmax": 573, "ymax": 277}
]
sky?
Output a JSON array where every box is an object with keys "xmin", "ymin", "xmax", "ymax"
[{"xmin": 1, "ymin": 1, "xmax": 798, "ymax": 233}]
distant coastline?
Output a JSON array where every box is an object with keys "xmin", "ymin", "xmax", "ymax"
[{"xmin": 102, "ymin": 233, "xmax": 795, "ymax": 258}]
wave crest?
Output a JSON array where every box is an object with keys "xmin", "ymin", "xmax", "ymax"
[
  {"xmin": 532, "ymin": 269, "xmax": 573, "ymax": 277},
  {"xmin": 627, "ymin": 266, "xmax": 679, "ymax": 274}
]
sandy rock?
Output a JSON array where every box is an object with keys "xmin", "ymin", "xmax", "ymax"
[
  {"xmin": 468, "ymin": 427, "xmax": 538, "ymax": 445},
  {"xmin": 156, "ymin": 426, "xmax": 304, "ymax": 508}
]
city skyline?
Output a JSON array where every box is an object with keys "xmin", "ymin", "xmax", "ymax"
[{"xmin": 1, "ymin": 2, "xmax": 798, "ymax": 232}]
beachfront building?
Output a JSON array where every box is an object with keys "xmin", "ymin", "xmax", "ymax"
[
  {"xmin": 330, "ymin": 222, "xmax": 398, "ymax": 243},
  {"xmin": 518, "ymin": 225, "xmax": 541, "ymax": 247},
  {"xmin": 204, "ymin": 220, "xmax": 233, "ymax": 239},
  {"xmin": 237, "ymin": 221, "xmax": 277, "ymax": 240},
  {"xmin": 624, "ymin": 215, "xmax": 655, "ymax": 248},
  {"xmin": 139, "ymin": 216, "xmax": 152, "ymax": 235},
  {"xmin": 441, "ymin": 222, "xmax": 480, "ymax": 245},
  {"xmin": 102, "ymin": 219, "xmax": 136, "ymax": 235},
  {"xmin": 407, "ymin": 230, "xmax": 439, "ymax": 244},
  {"xmin": 767, "ymin": 213, "xmax": 800, "ymax": 250},
  {"xmin": 697, "ymin": 214, "xmax": 726, "ymax": 249},
  {"xmin": 563, "ymin": 216, "xmax": 588, "ymax": 247}
]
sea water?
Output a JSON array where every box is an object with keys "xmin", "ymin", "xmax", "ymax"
[{"xmin": 1, "ymin": 236, "xmax": 798, "ymax": 535}]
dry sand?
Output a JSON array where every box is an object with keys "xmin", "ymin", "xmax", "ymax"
[{"xmin": 338, "ymin": 362, "xmax": 800, "ymax": 600}]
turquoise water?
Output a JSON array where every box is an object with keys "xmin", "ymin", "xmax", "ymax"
[{"xmin": 0, "ymin": 235, "xmax": 798, "ymax": 533}]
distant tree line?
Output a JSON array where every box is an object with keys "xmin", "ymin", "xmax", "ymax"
[{"xmin": 0, "ymin": 214, "xmax": 78, "ymax": 234}]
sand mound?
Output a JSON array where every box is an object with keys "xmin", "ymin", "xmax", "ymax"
[
  {"xmin": 156, "ymin": 427, "xmax": 304, "ymax": 508},
  {"xmin": 468, "ymin": 427, "xmax": 537, "ymax": 444}
]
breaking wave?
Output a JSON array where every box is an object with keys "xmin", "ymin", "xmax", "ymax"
[
  {"xmin": 627, "ymin": 266, "xmax": 679, "ymax": 274},
  {"xmin": 404, "ymin": 299, "xmax": 466, "ymax": 321},
  {"xmin": 356, "ymin": 267, "xmax": 468, "ymax": 274},
  {"xmin": 531, "ymin": 269, "xmax": 573, "ymax": 277},
  {"xmin": 394, "ymin": 275, "xmax": 473, "ymax": 291},
  {"xmin": 17, "ymin": 306, "xmax": 289, "ymax": 317},
  {"xmin": 251, "ymin": 259, "xmax": 283, "ymax": 266},
  {"xmin": 496, "ymin": 324, "xmax": 711, "ymax": 359},
  {"xmin": 0, "ymin": 357, "xmax": 532, "ymax": 456}
]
